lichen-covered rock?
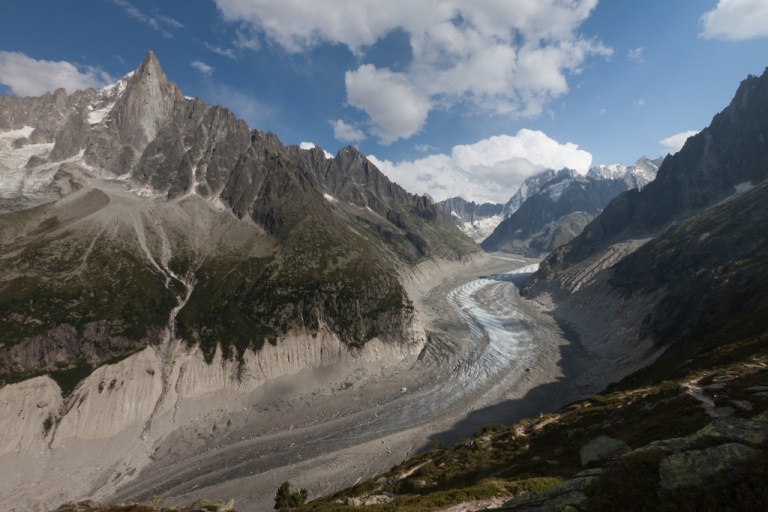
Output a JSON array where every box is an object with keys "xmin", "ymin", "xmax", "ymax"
[
  {"xmin": 694, "ymin": 411, "xmax": 768, "ymax": 445},
  {"xmin": 659, "ymin": 443, "xmax": 760, "ymax": 489},
  {"xmin": 580, "ymin": 435, "xmax": 631, "ymax": 467},
  {"xmin": 362, "ymin": 493, "xmax": 396, "ymax": 505},
  {"xmin": 635, "ymin": 411, "xmax": 768, "ymax": 457},
  {"xmin": 502, "ymin": 471, "xmax": 601, "ymax": 511}
]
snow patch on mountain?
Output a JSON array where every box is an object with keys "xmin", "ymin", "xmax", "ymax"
[
  {"xmin": 458, "ymin": 214, "xmax": 504, "ymax": 243},
  {"xmin": 88, "ymin": 103, "xmax": 114, "ymax": 125},
  {"xmin": 100, "ymin": 70, "xmax": 134, "ymax": 97},
  {"xmin": 0, "ymin": 127, "xmax": 55, "ymax": 198},
  {"xmin": 503, "ymin": 169, "xmax": 566, "ymax": 217},
  {"xmin": 543, "ymin": 179, "xmax": 572, "ymax": 201},
  {"xmin": 587, "ymin": 163, "xmax": 627, "ymax": 180},
  {"xmin": 586, "ymin": 156, "xmax": 661, "ymax": 191}
]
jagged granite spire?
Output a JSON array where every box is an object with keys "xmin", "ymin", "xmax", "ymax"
[
  {"xmin": 111, "ymin": 50, "xmax": 183, "ymax": 149},
  {"xmin": 83, "ymin": 51, "xmax": 185, "ymax": 175}
]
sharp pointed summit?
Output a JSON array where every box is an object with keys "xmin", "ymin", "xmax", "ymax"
[{"xmin": 110, "ymin": 50, "xmax": 182, "ymax": 148}]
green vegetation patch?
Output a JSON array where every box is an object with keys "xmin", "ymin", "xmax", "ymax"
[
  {"xmin": 176, "ymin": 251, "xmax": 412, "ymax": 363},
  {"xmin": 0, "ymin": 236, "xmax": 177, "ymax": 345},
  {"xmin": 297, "ymin": 477, "xmax": 560, "ymax": 512},
  {"xmin": 49, "ymin": 359, "xmax": 94, "ymax": 396},
  {"xmin": 586, "ymin": 449, "xmax": 665, "ymax": 511}
]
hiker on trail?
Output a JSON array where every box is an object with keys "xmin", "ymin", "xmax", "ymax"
[{"xmin": 713, "ymin": 393, "xmax": 720, "ymax": 408}]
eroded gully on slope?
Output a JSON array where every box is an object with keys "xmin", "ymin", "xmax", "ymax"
[{"xmin": 141, "ymin": 207, "xmax": 196, "ymax": 438}]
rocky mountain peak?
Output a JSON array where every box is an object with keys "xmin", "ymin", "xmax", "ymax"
[
  {"xmin": 53, "ymin": 87, "xmax": 68, "ymax": 109},
  {"xmin": 115, "ymin": 50, "xmax": 182, "ymax": 148},
  {"xmin": 81, "ymin": 51, "xmax": 186, "ymax": 177}
]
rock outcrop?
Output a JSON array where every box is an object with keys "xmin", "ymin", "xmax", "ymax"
[
  {"xmin": 435, "ymin": 196, "xmax": 504, "ymax": 242},
  {"xmin": 579, "ymin": 435, "xmax": 631, "ymax": 467}
]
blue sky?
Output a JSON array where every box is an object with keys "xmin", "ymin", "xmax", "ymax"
[{"xmin": 2, "ymin": 0, "xmax": 768, "ymax": 203}]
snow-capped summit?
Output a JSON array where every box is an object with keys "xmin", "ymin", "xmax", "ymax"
[
  {"xmin": 502, "ymin": 168, "xmax": 572, "ymax": 218},
  {"xmin": 624, "ymin": 156, "xmax": 663, "ymax": 190},
  {"xmin": 587, "ymin": 163, "xmax": 627, "ymax": 181},
  {"xmin": 587, "ymin": 156, "xmax": 661, "ymax": 191}
]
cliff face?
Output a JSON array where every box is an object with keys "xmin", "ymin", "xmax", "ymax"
[
  {"xmin": 539, "ymin": 68, "xmax": 768, "ymax": 271},
  {"xmin": 0, "ymin": 51, "xmax": 477, "ymax": 382}
]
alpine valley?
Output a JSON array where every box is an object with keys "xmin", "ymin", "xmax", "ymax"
[{"xmin": 1, "ymin": 52, "xmax": 768, "ymax": 512}]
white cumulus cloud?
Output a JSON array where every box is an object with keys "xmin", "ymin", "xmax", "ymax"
[
  {"xmin": 344, "ymin": 65, "xmax": 430, "ymax": 143},
  {"xmin": 660, "ymin": 130, "xmax": 699, "ymax": 153},
  {"xmin": 214, "ymin": 0, "xmax": 611, "ymax": 144},
  {"xmin": 330, "ymin": 119, "xmax": 367, "ymax": 143},
  {"xmin": 0, "ymin": 51, "xmax": 113, "ymax": 97},
  {"xmin": 701, "ymin": 0, "xmax": 768, "ymax": 40},
  {"xmin": 368, "ymin": 129, "xmax": 592, "ymax": 204},
  {"xmin": 191, "ymin": 60, "xmax": 215, "ymax": 75},
  {"xmin": 299, "ymin": 141, "xmax": 335, "ymax": 159}
]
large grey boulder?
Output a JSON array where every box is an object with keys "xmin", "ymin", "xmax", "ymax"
[
  {"xmin": 580, "ymin": 435, "xmax": 631, "ymax": 467},
  {"xmin": 641, "ymin": 410, "xmax": 768, "ymax": 455},
  {"xmin": 659, "ymin": 443, "xmax": 760, "ymax": 489}
]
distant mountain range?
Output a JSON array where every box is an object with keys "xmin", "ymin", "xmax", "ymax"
[{"xmin": 438, "ymin": 156, "xmax": 661, "ymax": 253}]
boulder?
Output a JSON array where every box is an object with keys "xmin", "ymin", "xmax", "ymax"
[
  {"xmin": 580, "ymin": 435, "xmax": 631, "ymax": 467},
  {"xmin": 659, "ymin": 443, "xmax": 760, "ymax": 489},
  {"xmin": 695, "ymin": 410, "xmax": 768, "ymax": 445}
]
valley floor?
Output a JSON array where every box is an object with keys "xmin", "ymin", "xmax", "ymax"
[{"xmin": 107, "ymin": 255, "xmax": 615, "ymax": 511}]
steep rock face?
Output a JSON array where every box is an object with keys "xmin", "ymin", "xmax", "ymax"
[
  {"xmin": 502, "ymin": 169, "xmax": 561, "ymax": 218},
  {"xmin": 435, "ymin": 196, "xmax": 503, "ymax": 242},
  {"xmin": 540, "ymin": 68, "xmax": 768, "ymax": 271},
  {"xmin": 481, "ymin": 170, "xmax": 629, "ymax": 256},
  {"xmin": 289, "ymin": 145, "xmax": 476, "ymax": 260},
  {"xmin": 0, "ymin": 87, "xmax": 98, "ymax": 140},
  {"xmin": 604, "ymin": 181, "xmax": 768, "ymax": 353},
  {"xmin": 437, "ymin": 197, "xmax": 503, "ymax": 223},
  {"xmin": 85, "ymin": 52, "xmax": 186, "ymax": 177}
]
